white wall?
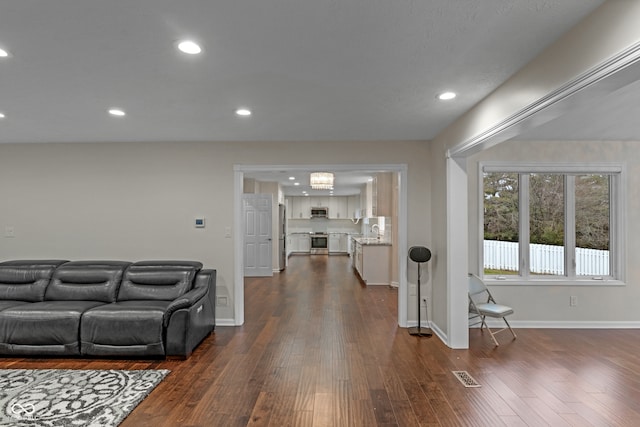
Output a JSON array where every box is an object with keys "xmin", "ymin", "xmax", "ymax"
[
  {"xmin": 429, "ymin": 0, "xmax": 640, "ymax": 347},
  {"xmin": 468, "ymin": 140, "xmax": 640, "ymax": 325},
  {"xmin": 0, "ymin": 140, "xmax": 431, "ymax": 324}
]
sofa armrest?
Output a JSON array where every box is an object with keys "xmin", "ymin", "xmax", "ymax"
[{"xmin": 163, "ymin": 286, "xmax": 208, "ymax": 326}]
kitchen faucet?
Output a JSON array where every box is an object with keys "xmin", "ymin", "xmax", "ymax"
[{"xmin": 371, "ymin": 223, "xmax": 380, "ymax": 239}]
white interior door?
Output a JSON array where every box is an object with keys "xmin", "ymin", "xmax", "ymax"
[{"xmin": 243, "ymin": 194, "xmax": 273, "ymax": 277}]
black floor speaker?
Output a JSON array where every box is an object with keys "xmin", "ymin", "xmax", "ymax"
[{"xmin": 408, "ymin": 246, "xmax": 432, "ymax": 337}]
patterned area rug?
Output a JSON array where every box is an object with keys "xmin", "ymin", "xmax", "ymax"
[{"xmin": 0, "ymin": 369, "xmax": 169, "ymax": 427}]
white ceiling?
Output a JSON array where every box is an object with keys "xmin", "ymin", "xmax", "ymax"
[
  {"xmin": 6, "ymin": 0, "xmax": 638, "ymax": 195},
  {"xmin": 248, "ymin": 169, "xmax": 386, "ymax": 197},
  {"xmin": 0, "ymin": 0, "xmax": 606, "ymax": 146}
]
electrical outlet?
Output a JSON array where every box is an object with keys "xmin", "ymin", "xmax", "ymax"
[
  {"xmin": 570, "ymin": 295, "xmax": 578, "ymax": 307},
  {"xmin": 409, "ymin": 284, "xmax": 416, "ymax": 296},
  {"xmin": 217, "ymin": 296, "xmax": 228, "ymax": 306},
  {"xmin": 4, "ymin": 226, "xmax": 15, "ymax": 238}
]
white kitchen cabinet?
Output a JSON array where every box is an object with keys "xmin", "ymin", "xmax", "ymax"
[
  {"xmin": 329, "ymin": 233, "xmax": 348, "ymax": 253},
  {"xmin": 339, "ymin": 234, "xmax": 348, "ymax": 252},
  {"xmin": 328, "ymin": 197, "xmax": 348, "ymax": 219},
  {"xmin": 329, "ymin": 234, "xmax": 341, "ymax": 253},
  {"xmin": 298, "ymin": 234, "xmax": 310, "ymax": 252},
  {"xmin": 348, "ymin": 235, "xmax": 355, "ymax": 256},
  {"xmin": 353, "ymin": 239, "xmax": 390, "ymax": 285},
  {"xmin": 285, "ymin": 198, "xmax": 292, "ymax": 219},
  {"xmin": 289, "ymin": 195, "xmax": 359, "ymax": 220},
  {"xmin": 310, "ymin": 196, "xmax": 329, "ymax": 208},
  {"xmin": 286, "ymin": 235, "xmax": 294, "ymax": 257},
  {"xmin": 354, "ymin": 240, "xmax": 363, "ymax": 272},
  {"xmin": 289, "ymin": 233, "xmax": 310, "ymax": 253},
  {"xmin": 347, "ymin": 195, "xmax": 360, "ymax": 219},
  {"xmin": 291, "ymin": 197, "xmax": 311, "ymax": 219}
]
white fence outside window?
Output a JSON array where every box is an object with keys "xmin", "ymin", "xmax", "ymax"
[{"xmin": 484, "ymin": 240, "xmax": 609, "ymax": 275}]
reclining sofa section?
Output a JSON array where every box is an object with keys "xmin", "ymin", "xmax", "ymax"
[{"xmin": 0, "ymin": 259, "xmax": 216, "ymax": 358}]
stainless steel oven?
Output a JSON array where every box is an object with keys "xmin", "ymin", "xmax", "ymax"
[{"xmin": 310, "ymin": 233, "xmax": 328, "ymax": 255}]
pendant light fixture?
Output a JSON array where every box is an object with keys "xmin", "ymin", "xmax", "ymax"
[{"xmin": 310, "ymin": 172, "xmax": 334, "ymax": 190}]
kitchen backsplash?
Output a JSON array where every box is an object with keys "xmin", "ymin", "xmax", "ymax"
[
  {"xmin": 289, "ymin": 217, "xmax": 393, "ymax": 242},
  {"xmin": 288, "ymin": 218, "xmax": 361, "ymax": 234}
]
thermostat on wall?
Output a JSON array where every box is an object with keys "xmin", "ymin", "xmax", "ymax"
[{"xmin": 195, "ymin": 218, "xmax": 205, "ymax": 228}]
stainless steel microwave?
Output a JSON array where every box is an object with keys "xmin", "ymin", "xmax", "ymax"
[{"xmin": 310, "ymin": 207, "xmax": 328, "ymax": 218}]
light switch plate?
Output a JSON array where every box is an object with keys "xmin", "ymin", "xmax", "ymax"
[{"xmin": 4, "ymin": 226, "xmax": 15, "ymax": 238}]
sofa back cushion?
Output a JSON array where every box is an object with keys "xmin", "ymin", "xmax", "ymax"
[
  {"xmin": 0, "ymin": 260, "xmax": 69, "ymax": 302},
  {"xmin": 45, "ymin": 261, "xmax": 131, "ymax": 302},
  {"xmin": 117, "ymin": 261, "xmax": 203, "ymax": 301}
]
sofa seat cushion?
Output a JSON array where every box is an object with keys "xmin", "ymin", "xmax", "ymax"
[
  {"xmin": 80, "ymin": 300, "xmax": 172, "ymax": 357},
  {"xmin": 0, "ymin": 301, "xmax": 104, "ymax": 355},
  {"xmin": 0, "ymin": 301, "xmax": 30, "ymax": 312}
]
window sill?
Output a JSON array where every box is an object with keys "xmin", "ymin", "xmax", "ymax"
[{"xmin": 483, "ymin": 278, "xmax": 625, "ymax": 287}]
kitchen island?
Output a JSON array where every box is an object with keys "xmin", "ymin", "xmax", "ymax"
[{"xmin": 352, "ymin": 237, "xmax": 391, "ymax": 285}]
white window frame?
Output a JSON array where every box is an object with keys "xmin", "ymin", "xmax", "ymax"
[{"xmin": 479, "ymin": 162, "xmax": 625, "ymax": 286}]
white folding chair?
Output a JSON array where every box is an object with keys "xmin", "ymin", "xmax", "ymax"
[{"xmin": 468, "ymin": 274, "xmax": 516, "ymax": 346}]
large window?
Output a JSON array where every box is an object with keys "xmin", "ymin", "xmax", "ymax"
[{"xmin": 481, "ymin": 164, "xmax": 622, "ymax": 282}]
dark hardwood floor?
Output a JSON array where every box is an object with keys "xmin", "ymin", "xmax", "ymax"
[{"xmin": 3, "ymin": 255, "xmax": 640, "ymax": 426}]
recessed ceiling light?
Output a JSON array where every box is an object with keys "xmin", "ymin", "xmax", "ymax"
[
  {"xmin": 0, "ymin": 49, "xmax": 8, "ymax": 58},
  {"xmin": 289, "ymin": 177, "xmax": 295, "ymax": 180},
  {"xmin": 235, "ymin": 108, "xmax": 252, "ymax": 117},
  {"xmin": 0, "ymin": 113, "xmax": 5, "ymax": 119},
  {"xmin": 177, "ymin": 40, "xmax": 201, "ymax": 55},
  {"xmin": 437, "ymin": 91, "xmax": 457, "ymax": 101},
  {"xmin": 108, "ymin": 109, "xmax": 126, "ymax": 116},
  {"xmin": 294, "ymin": 182, "xmax": 300, "ymax": 186}
]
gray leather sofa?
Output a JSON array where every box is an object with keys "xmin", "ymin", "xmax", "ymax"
[{"xmin": 0, "ymin": 259, "xmax": 216, "ymax": 358}]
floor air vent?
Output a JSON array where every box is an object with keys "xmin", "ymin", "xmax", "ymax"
[{"xmin": 452, "ymin": 371, "xmax": 481, "ymax": 388}]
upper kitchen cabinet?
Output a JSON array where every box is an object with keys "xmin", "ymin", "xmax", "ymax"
[
  {"xmin": 372, "ymin": 172, "xmax": 393, "ymax": 217},
  {"xmin": 328, "ymin": 197, "xmax": 348, "ymax": 219},
  {"xmin": 288, "ymin": 195, "xmax": 362, "ymax": 220},
  {"xmin": 311, "ymin": 196, "xmax": 329, "ymax": 208},
  {"xmin": 291, "ymin": 197, "xmax": 311, "ymax": 219},
  {"xmin": 347, "ymin": 195, "xmax": 360, "ymax": 219},
  {"xmin": 361, "ymin": 173, "xmax": 393, "ymax": 217}
]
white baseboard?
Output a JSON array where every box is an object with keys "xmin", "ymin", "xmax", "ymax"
[
  {"xmin": 214, "ymin": 318, "xmax": 237, "ymax": 327},
  {"xmin": 481, "ymin": 319, "xmax": 640, "ymax": 329},
  {"xmin": 404, "ymin": 320, "xmax": 640, "ymax": 350},
  {"xmin": 389, "ymin": 281, "xmax": 399, "ymax": 288},
  {"xmin": 500, "ymin": 318, "xmax": 640, "ymax": 329},
  {"xmin": 404, "ymin": 320, "xmax": 448, "ymax": 345},
  {"xmin": 429, "ymin": 322, "xmax": 447, "ymax": 343}
]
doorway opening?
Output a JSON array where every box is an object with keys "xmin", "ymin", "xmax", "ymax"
[{"xmin": 234, "ymin": 164, "xmax": 408, "ymax": 328}]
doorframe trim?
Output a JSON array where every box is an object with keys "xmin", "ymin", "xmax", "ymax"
[{"xmin": 234, "ymin": 164, "xmax": 409, "ymax": 327}]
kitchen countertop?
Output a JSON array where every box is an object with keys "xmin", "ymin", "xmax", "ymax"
[
  {"xmin": 353, "ymin": 237, "xmax": 392, "ymax": 246},
  {"xmin": 289, "ymin": 231, "xmax": 358, "ymax": 235}
]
